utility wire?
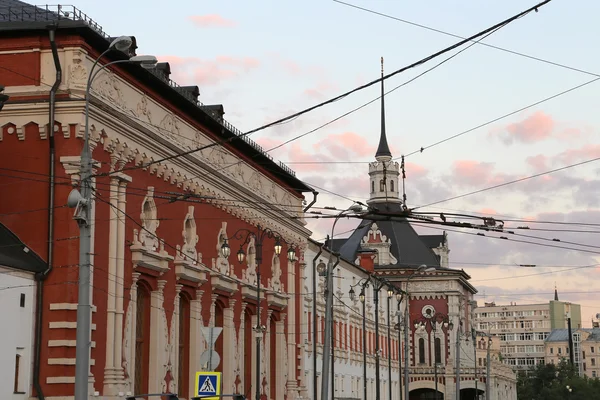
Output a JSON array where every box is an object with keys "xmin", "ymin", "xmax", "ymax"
[
  {"xmin": 243, "ymin": 0, "xmax": 550, "ymax": 137},
  {"xmin": 333, "ymin": 0, "xmax": 598, "ymax": 79},
  {"xmin": 413, "ymin": 155, "xmax": 600, "ymax": 209}
]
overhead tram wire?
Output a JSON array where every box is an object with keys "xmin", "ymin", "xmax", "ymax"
[
  {"xmin": 188, "ymin": 23, "xmax": 504, "ymax": 190},
  {"xmin": 408, "ymin": 221, "xmax": 600, "ymax": 256},
  {"xmin": 412, "ymin": 155, "xmax": 600, "ymax": 210},
  {"xmin": 400, "ymin": 77, "xmax": 600, "ymax": 159},
  {"xmin": 333, "ymin": 0, "xmax": 599, "ymax": 80},
  {"xmin": 242, "ymin": 0, "xmax": 550, "ymax": 137},
  {"xmin": 89, "ymin": 0, "xmax": 550, "ymax": 178}
]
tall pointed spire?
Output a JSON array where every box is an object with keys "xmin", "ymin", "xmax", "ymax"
[
  {"xmin": 375, "ymin": 56, "xmax": 392, "ymax": 159},
  {"xmin": 554, "ymin": 283, "xmax": 559, "ymax": 301}
]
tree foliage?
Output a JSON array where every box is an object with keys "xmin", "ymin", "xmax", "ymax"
[{"xmin": 517, "ymin": 359, "xmax": 600, "ymax": 400}]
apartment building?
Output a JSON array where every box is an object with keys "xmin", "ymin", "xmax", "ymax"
[
  {"xmin": 474, "ymin": 295, "xmax": 581, "ymax": 371},
  {"xmin": 545, "ymin": 328, "xmax": 600, "ymax": 379}
]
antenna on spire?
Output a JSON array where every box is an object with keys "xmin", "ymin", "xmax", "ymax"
[
  {"xmin": 375, "ymin": 57, "xmax": 391, "ymax": 160},
  {"xmin": 401, "ymin": 155, "xmax": 407, "ymax": 208}
]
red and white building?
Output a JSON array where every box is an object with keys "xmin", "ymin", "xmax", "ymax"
[
  {"xmin": 0, "ymin": 1, "xmax": 314, "ymax": 399},
  {"xmin": 301, "ymin": 69, "xmax": 517, "ymax": 400}
]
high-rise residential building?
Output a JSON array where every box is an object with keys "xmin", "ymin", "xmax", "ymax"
[{"xmin": 474, "ymin": 290, "xmax": 581, "ymax": 371}]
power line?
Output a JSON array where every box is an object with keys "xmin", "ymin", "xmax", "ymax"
[
  {"xmin": 333, "ymin": 0, "xmax": 598, "ymax": 79},
  {"xmin": 409, "ymin": 221, "xmax": 600, "ymax": 256},
  {"xmin": 400, "ymin": 77, "xmax": 600, "ymax": 159},
  {"xmin": 242, "ymin": 0, "xmax": 550, "ymax": 138},
  {"xmin": 413, "ymin": 155, "xmax": 600, "ymax": 209}
]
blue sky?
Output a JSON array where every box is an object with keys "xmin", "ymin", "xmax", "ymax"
[{"xmin": 70, "ymin": 0, "xmax": 600, "ymax": 324}]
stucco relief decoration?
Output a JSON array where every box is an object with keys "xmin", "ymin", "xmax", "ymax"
[
  {"xmin": 180, "ymin": 206, "xmax": 200, "ymax": 262},
  {"xmin": 92, "ymin": 71, "xmax": 125, "ymax": 109},
  {"xmin": 122, "ymin": 274, "xmax": 139, "ymax": 391},
  {"xmin": 361, "ymin": 222, "xmax": 398, "ymax": 265},
  {"xmin": 134, "ymin": 94, "xmax": 153, "ymax": 123},
  {"xmin": 269, "ymin": 182, "xmax": 279, "ymax": 202},
  {"xmin": 234, "ymin": 162, "xmax": 246, "ymax": 183},
  {"xmin": 68, "ymin": 51, "xmax": 88, "ymax": 88},
  {"xmin": 212, "ymin": 222, "xmax": 230, "ymax": 275},
  {"xmin": 249, "ymin": 171, "xmax": 264, "ymax": 193},
  {"xmin": 159, "ymin": 113, "xmax": 181, "ymax": 139},
  {"xmin": 268, "ymin": 253, "xmax": 283, "ymax": 292},
  {"xmin": 242, "ymin": 236, "xmax": 257, "ymax": 284},
  {"xmin": 139, "ymin": 187, "xmax": 160, "ymax": 251}
]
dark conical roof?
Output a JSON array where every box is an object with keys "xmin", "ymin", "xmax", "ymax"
[
  {"xmin": 375, "ymin": 57, "xmax": 392, "ymax": 159},
  {"xmin": 337, "ymin": 202, "xmax": 441, "ymax": 268}
]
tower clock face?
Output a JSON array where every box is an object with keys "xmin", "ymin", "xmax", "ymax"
[{"xmin": 422, "ymin": 305, "xmax": 436, "ymax": 318}]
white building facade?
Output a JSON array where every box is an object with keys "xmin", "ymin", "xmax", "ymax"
[{"xmin": 0, "ymin": 223, "xmax": 47, "ymax": 400}]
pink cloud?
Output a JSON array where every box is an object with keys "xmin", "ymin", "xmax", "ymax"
[
  {"xmin": 405, "ymin": 162, "xmax": 428, "ymax": 179},
  {"xmin": 478, "ymin": 208, "xmax": 498, "ymax": 215},
  {"xmin": 525, "ymin": 154, "xmax": 548, "ymax": 172},
  {"xmin": 187, "ymin": 15, "xmax": 237, "ymax": 28},
  {"xmin": 555, "ymin": 144, "xmax": 600, "ymax": 165},
  {"xmin": 287, "ymin": 143, "xmax": 333, "ymax": 172},
  {"xmin": 157, "ymin": 55, "xmax": 260, "ymax": 86},
  {"xmin": 451, "ymin": 160, "xmax": 495, "ymax": 186},
  {"xmin": 304, "ymin": 82, "xmax": 339, "ymax": 100},
  {"xmin": 490, "ymin": 111, "xmax": 555, "ymax": 145},
  {"xmin": 313, "ymin": 132, "xmax": 374, "ymax": 159}
]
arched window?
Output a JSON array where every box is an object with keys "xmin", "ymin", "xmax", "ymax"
[
  {"xmin": 178, "ymin": 294, "xmax": 191, "ymax": 397},
  {"xmin": 371, "ymin": 181, "xmax": 375, "ymax": 193},
  {"xmin": 379, "ymin": 179, "xmax": 385, "ymax": 192},
  {"xmin": 419, "ymin": 338, "xmax": 425, "ymax": 364},
  {"xmin": 435, "ymin": 337, "xmax": 442, "ymax": 364},
  {"xmin": 390, "ymin": 180, "xmax": 394, "ymax": 192},
  {"xmin": 135, "ymin": 283, "xmax": 151, "ymax": 395}
]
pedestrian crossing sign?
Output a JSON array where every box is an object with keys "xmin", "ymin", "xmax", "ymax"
[{"xmin": 194, "ymin": 371, "xmax": 221, "ymax": 399}]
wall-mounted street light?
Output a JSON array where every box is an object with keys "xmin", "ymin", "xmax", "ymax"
[
  {"xmin": 219, "ymin": 225, "xmax": 293, "ymax": 400},
  {"xmin": 70, "ymin": 34, "xmax": 157, "ymax": 400}
]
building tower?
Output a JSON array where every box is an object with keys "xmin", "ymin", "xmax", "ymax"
[{"xmin": 367, "ymin": 57, "xmax": 402, "ymax": 205}]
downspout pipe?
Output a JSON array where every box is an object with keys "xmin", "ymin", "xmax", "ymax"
[
  {"xmin": 303, "ymin": 190, "xmax": 318, "ymax": 212},
  {"xmin": 312, "ymin": 243, "xmax": 324, "ymax": 400},
  {"xmin": 34, "ymin": 25, "xmax": 62, "ymax": 400}
]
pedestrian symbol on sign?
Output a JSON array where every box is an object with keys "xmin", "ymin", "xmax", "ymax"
[
  {"xmin": 200, "ymin": 376, "xmax": 216, "ymax": 393},
  {"xmin": 194, "ymin": 371, "xmax": 221, "ymax": 399}
]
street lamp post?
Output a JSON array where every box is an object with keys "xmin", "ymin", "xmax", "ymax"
[
  {"xmin": 371, "ymin": 278, "xmax": 394, "ymax": 400},
  {"xmin": 387, "ymin": 288, "xmax": 394, "ymax": 400},
  {"xmin": 394, "ymin": 292, "xmax": 403, "ymax": 400},
  {"xmin": 403, "ymin": 265, "xmax": 436, "ymax": 400},
  {"xmin": 479, "ymin": 336, "xmax": 492, "ymax": 400},
  {"xmin": 349, "ymin": 280, "xmax": 370, "ymax": 400},
  {"xmin": 220, "ymin": 225, "xmax": 296, "ymax": 400},
  {"xmin": 68, "ymin": 35, "xmax": 157, "ymax": 400},
  {"xmin": 321, "ymin": 204, "xmax": 364, "ymax": 400}
]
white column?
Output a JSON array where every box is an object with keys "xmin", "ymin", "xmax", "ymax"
[
  {"xmin": 223, "ymin": 299, "xmax": 236, "ymax": 395},
  {"xmin": 149, "ymin": 280, "xmax": 167, "ymax": 393},
  {"xmin": 114, "ymin": 178, "xmax": 129, "ymax": 386},
  {"xmin": 171, "ymin": 284, "xmax": 182, "ymax": 394},
  {"xmin": 276, "ymin": 316, "xmax": 287, "ymax": 400},
  {"xmin": 103, "ymin": 176, "xmax": 120, "ymax": 393},
  {"xmin": 189, "ymin": 289, "xmax": 205, "ymax": 397}
]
